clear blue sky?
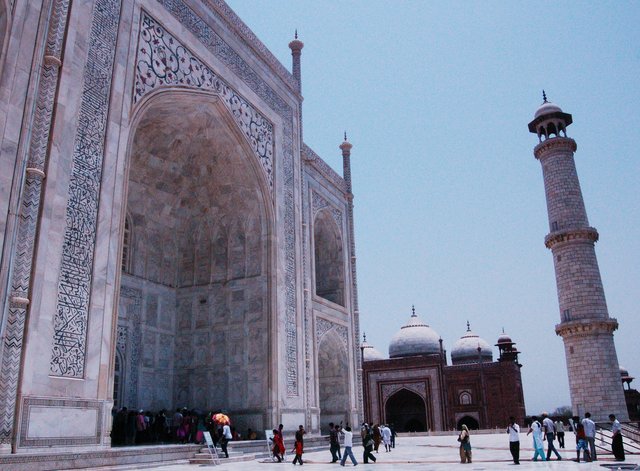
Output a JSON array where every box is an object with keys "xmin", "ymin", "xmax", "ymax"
[{"xmin": 226, "ymin": 0, "xmax": 640, "ymax": 415}]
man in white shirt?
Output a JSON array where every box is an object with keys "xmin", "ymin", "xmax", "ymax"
[
  {"xmin": 220, "ymin": 423, "xmax": 232, "ymax": 458},
  {"xmin": 581, "ymin": 412, "xmax": 596, "ymax": 461},
  {"xmin": 339, "ymin": 426, "xmax": 358, "ymax": 466},
  {"xmin": 542, "ymin": 413, "xmax": 562, "ymax": 460},
  {"xmin": 609, "ymin": 414, "xmax": 625, "ymax": 461},
  {"xmin": 507, "ymin": 416, "xmax": 520, "ymax": 465}
]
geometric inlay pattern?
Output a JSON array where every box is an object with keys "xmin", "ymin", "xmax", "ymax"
[
  {"xmin": 156, "ymin": 0, "xmax": 300, "ymax": 395},
  {"xmin": 50, "ymin": 0, "xmax": 122, "ymax": 377},
  {"xmin": 134, "ymin": 13, "xmax": 274, "ymax": 188}
]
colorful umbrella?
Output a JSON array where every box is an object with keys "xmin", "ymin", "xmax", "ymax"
[{"xmin": 212, "ymin": 413, "xmax": 230, "ymax": 425}]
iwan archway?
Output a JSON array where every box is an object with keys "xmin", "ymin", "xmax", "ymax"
[
  {"xmin": 385, "ymin": 388, "xmax": 427, "ymax": 432},
  {"xmin": 116, "ymin": 90, "xmax": 273, "ymax": 432}
]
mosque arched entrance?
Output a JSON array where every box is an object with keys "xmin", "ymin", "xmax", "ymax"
[
  {"xmin": 115, "ymin": 90, "xmax": 272, "ymax": 432},
  {"xmin": 385, "ymin": 389, "xmax": 427, "ymax": 432},
  {"xmin": 457, "ymin": 416, "xmax": 480, "ymax": 430},
  {"xmin": 317, "ymin": 332, "xmax": 349, "ymax": 432}
]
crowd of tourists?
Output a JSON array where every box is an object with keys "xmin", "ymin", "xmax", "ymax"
[
  {"xmin": 110, "ymin": 407, "xmax": 253, "ymax": 448},
  {"xmin": 497, "ymin": 412, "xmax": 626, "ymax": 465}
]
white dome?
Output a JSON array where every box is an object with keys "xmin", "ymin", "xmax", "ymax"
[
  {"xmin": 362, "ymin": 341, "xmax": 385, "ymax": 361},
  {"xmin": 451, "ymin": 323, "xmax": 493, "ymax": 365},
  {"xmin": 388, "ymin": 308, "xmax": 441, "ymax": 358},
  {"xmin": 534, "ymin": 101, "xmax": 562, "ymax": 119}
]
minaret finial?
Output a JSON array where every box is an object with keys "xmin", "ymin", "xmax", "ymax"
[
  {"xmin": 502, "ymin": 327, "xmax": 505, "ymax": 334},
  {"xmin": 466, "ymin": 320, "xmax": 471, "ymax": 331},
  {"xmin": 344, "ymin": 131, "xmax": 347, "ymax": 141},
  {"xmin": 295, "ymin": 29, "xmax": 298, "ymax": 40},
  {"xmin": 411, "ymin": 305, "xmax": 416, "ymax": 317},
  {"xmin": 363, "ymin": 331, "xmax": 367, "ymax": 342},
  {"xmin": 542, "ymin": 90, "xmax": 548, "ymax": 103}
]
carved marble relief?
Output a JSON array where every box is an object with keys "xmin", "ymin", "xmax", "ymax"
[
  {"xmin": 50, "ymin": 0, "xmax": 122, "ymax": 378},
  {"xmin": 312, "ymin": 191, "xmax": 343, "ymax": 228},
  {"xmin": 316, "ymin": 318, "xmax": 349, "ymax": 351},
  {"xmin": 135, "ymin": 13, "xmax": 274, "ymax": 188}
]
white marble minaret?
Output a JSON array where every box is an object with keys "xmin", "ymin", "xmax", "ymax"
[{"xmin": 528, "ymin": 93, "xmax": 628, "ymax": 421}]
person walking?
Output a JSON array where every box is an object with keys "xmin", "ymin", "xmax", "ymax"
[
  {"xmin": 554, "ymin": 419, "xmax": 565, "ymax": 448},
  {"xmin": 271, "ymin": 428, "xmax": 285, "ymax": 462},
  {"xmin": 574, "ymin": 422, "xmax": 591, "ymax": 462},
  {"xmin": 609, "ymin": 414, "xmax": 625, "ymax": 461},
  {"xmin": 542, "ymin": 413, "xmax": 562, "ymax": 460},
  {"xmin": 582, "ymin": 412, "xmax": 597, "ymax": 461},
  {"xmin": 458, "ymin": 424, "xmax": 472, "ymax": 463},
  {"xmin": 381, "ymin": 424, "xmax": 392, "ymax": 452},
  {"xmin": 339, "ymin": 426, "xmax": 358, "ymax": 467},
  {"xmin": 292, "ymin": 425, "xmax": 305, "ymax": 465},
  {"xmin": 220, "ymin": 422, "xmax": 232, "ymax": 458},
  {"xmin": 362, "ymin": 423, "xmax": 376, "ymax": 464},
  {"xmin": 527, "ymin": 416, "xmax": 546, "ymax": 461},
  {"xmin": 328, "ymin": 422, "xmax": 341, "ymax": 463},
  {"xmin": 507, "ymin": 416, "xmax": 520, "ymax": 465}
]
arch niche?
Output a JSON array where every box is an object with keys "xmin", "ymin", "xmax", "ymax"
[
  {"xmin": 457, "ymin": 416, "xmax": 480, "ymax": 430},
  {"xmin": 116, "ymin": 90, "xmax": 272, "ymax": 429},
  {"xmin": 317, "ymin": 331, "xmax": 350, "ymax": 431},
  {"xmin": 313, "ymin": 210, "xmax": 345, "ymax": 306},
  {"xmin": 385, "ymin": 388, "xmax": 428, "ymax": 432}
]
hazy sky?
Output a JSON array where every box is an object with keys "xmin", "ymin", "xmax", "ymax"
[{"xmin": 226, "ymin": 0, "xmax": 640, "ymax": 415}]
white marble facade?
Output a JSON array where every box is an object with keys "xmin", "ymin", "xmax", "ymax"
[{"xmin": 0, "ymin": 0, "xmax": 361, "ymax": 453}]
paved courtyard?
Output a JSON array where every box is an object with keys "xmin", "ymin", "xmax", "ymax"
[{"xmin": 104, "ymin": 433, "xmax": 639, "ymax": 471}]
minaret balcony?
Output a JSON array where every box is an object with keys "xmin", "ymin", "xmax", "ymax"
[{"xmin": 545, "ymin": 227, "xmax": 598, "ymax": 249}]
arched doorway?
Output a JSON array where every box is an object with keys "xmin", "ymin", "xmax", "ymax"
[
  {"xmin": 317, "ymin": 332, "xmax": 349, "ymax": 432},
  {"xmin": 314, "ymin": 210, "xmax": 345, "ymax": 306},
  {"xmin": 385, "ymin": 389, "xmax": 427, "ymax": 432},
  {"xmin": 457, "ymin": 416, "xmax": 480, "ymax": 430},
  {"xmin": 116, "ymin": 90, "xmax": 272, "ymax": 431}
]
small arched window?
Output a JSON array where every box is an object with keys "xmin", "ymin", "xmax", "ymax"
[{"xmin": 459, "ymin": 391, "xmax": 472, "ymax": 405}]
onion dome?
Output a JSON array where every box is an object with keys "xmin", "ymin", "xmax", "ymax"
[
  {"xmin": 451, "ymin": 321, "xmax": 493, "ymax": 365},
  {"xmin": 361, "ymin": 333, "xmax": 385, "ymax": 362},
  {"xmin": 388, "ymin": 306, "xmax": 441, "ymax": 358},
  {"xmin": 496, "ymin": 330, "xmax": 513, "ymax": 346},
  {"xmin": 528, "ymin": 91, "xmax": 573, "ymax": 140},
  {"xmin": 534, "ymin": 101, "xmax": 563, "ymax": 119}
]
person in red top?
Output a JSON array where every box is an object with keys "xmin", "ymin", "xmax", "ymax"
[
  {"xmin": 272, "ymin": 429, "xmax": 285, "ymax": 462},
  {"xmin": 292, "ymin": 425, "xmax": 305, "ymax": 465}
]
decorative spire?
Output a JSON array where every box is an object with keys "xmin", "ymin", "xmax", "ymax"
[
  {"xmin": 411, "ymin": 305, "xmax": 416, "ymax": 317},
  {"xmin": 466, "ymin": 320, "xmax": 471, "ymax": 332},
  {"xmin": 542, "ymin": 90, "xmax": 548, "ymax": 103},
  {"xmin": 295, "ymin": 29, "xmax": 298, "ymax": 40},
  {"xmin": 344, "ymin": 131, "xmax": 347, "ymax": 142},
  {"xmin": 363, "ymin": 332, "xmax": 367, "ymax": 342}
]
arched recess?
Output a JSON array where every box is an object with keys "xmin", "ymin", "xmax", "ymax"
[
  {"xmin": 116, "ymin": 89, "xmax": 273, "ymax": 430},
  {"xmin": 314, "ymin": 210, "xmax": 345, "ymax": 306},
  {"xmin": 113, "ymin": 347, "xmax": 125, "ymax": 410},
  {"xmin": 457, "ymin": 415, "xmax": 479, "ymax": 430},
  {"xmin": 385, "ymin": 388, "xmax": 428, "ymax": 432},
  {"xmin": 317, "ymin": 331, "xmax": 350, "ymax": 431}
]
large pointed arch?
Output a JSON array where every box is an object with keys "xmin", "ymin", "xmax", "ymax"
[
  {"xmin": 317, "ymin": 330, "xmax": 350, "ymax": 431},
  {"xmin": 114, "ymin": 88, "xmax": 275, "ymax": 432},
  {"xmin": 313, "ymin": 209, "xmax": 345, "ymax": 306},
  {"xmin": 385, "ymin": 388, "xmax": 428, "ymax": 432}
]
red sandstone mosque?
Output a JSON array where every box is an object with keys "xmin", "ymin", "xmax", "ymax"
[{"xmin": 361, "ymin": 307, "xmax": 525, "ymax": 432}]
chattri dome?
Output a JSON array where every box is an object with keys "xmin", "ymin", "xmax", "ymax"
[
  {"xmin": 451, "ymin": 322, "xmax": 493, "ymax": 365},
  {"xmin": 361, "ymin": 334, "xmax": 385, "ymax": 362},
  {"xmin": 534, "ymin": 101, "xmax": 563, "ymax": 119},
  {"xmin": 388, "ymin": 307, "xmax": 441, "ymax": 358}
]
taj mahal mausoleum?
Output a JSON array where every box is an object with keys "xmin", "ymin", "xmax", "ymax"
[{"xmin": 0, "ymin": 0, "xmax": 362, "ymax": 461}]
